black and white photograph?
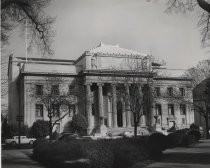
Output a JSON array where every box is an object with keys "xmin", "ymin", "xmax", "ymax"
[{"xmin": 1, "ymin": 0, "xmax": 210, "ymax": 168}]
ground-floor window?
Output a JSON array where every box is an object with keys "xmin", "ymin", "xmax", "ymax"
[
  {"xmin": 168, "ymin": 104, "xmax": 174, "ymax": 115},
  {"xmin": 35, "ymin": 104, "xmax": 43, "ymax": 117}
]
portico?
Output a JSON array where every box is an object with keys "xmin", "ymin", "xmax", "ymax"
[{"xmin": 85, "ymin": 82, "xmax": 142, "ymax": 134}]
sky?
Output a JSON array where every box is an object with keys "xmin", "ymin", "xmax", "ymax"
[{"xmin": 4, "ymin": 0, "xmax": 210, "ymax": 70}]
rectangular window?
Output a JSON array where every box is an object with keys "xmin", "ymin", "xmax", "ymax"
[
  {"xmin": 155, "ymin": 87, "xmax": 161, "ymax": 97},
  {"xmin": 180, "ymin": 104, "xmax": 186, "ymax": 115},
  {"xmin": 52, "ymin": 104, "xmax": 60, "ymax": 117},
  {"xmin": 36, "ymin": 85, "xmax": 43, "ymax": 95},
  {"xmin": 168, "ymin": 104, "xmax": 174, "ymax": 115},
  {"xmin": 35, "ymin": 104, "xmax": 43, "ymax": 117},
  {"xmin": 69, "ymin": 104, "xmax": 76, "ymax": 117},
  {"xmin": 155, "ymin": 104, "xmax": 162, "ymax": 115},
  {"xmin": 167, "ymin": 87, "xmax": 173, "ymax": 96},
  {"xmin": 179, "ymin": 88, "xmax": 185, "ymax": 96},
  {"xmin": 52, "ymin": 85, "xmax": 59, "ymax": 95}
]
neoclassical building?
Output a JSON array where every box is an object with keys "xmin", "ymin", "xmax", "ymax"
[{"xmin": 8, "ymin": 43, "xmax": 194, "ymax": 135}]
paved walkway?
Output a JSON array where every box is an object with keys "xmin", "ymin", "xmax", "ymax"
[
  {"xmin": 2, "ymin": 149, "xmax": 45, "ymax": 168},
  {"xmin": 144, "ymin": 139, "xmax": 210, "ymax": 168}
]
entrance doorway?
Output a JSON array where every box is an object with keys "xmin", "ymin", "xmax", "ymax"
[{"xmin": 117, "ymin": 101, "xmax": 123, "ymax": 127}]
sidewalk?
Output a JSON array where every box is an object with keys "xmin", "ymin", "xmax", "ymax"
[
  {"xmin": 144, "ymin": 139, "xmax": 210, "ymax": 168},
  {"xmin": 2, "ymin": 149, "xmax": 45, "ymax": 168}
]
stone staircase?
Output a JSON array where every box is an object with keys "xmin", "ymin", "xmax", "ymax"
[{"xmin": 107, "ymin": 127, "xmax": 150, "ymax": 136}]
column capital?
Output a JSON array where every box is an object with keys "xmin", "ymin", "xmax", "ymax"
[
  {"xmin": 97, "ymin": 83, "xmax": 104, "ymax": 86},
  {"xmin": 85, "ymin": 83, "xmax": 92, "ymax": 86}
]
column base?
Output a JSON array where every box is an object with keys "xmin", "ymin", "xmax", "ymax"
[
  {"xmin": 99, "ymin": 125, "xmax": 108, "ymax": 136},
  {"xmin": 87, "ymin": 127, "xmax": 94, "ymax": 135}
]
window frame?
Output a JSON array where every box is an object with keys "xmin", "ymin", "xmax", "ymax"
[
  {"xmin": 52, "ymin": 103, "xmax": 60, "ymax": 117},
  {"xmin": 35, "ymin": 104, "xmax": 44, "ymax": 117},
  {"xmin": 155, "ymin": 104, "xmax": 162, "ymax": 115},
  {"xmin": 168, "ymin": 104, "xmax": 174, "ymax": 115},
  {"xmin": 167, "ymin": 87, "xmax": 173, "ymax": 96},
  {"xmin": 180, "ymin": 104, "xmax": 186, "ymax": 115},
  {"xmin": 155, "ymin": 87, "xmax": 161, "ymax": 97},
  {"xmin": 69, "ymin": 104, "xmax": 76, "ymax": 117},
  {"xmin": 179, "ymin": 88, "xmax": 185, "ymax": 97},
  {"xmin": 51, "ymin": 85, "xmax": 59, "ymax": 95},
  {"xmin": 36, "ymin": 85, "xmax": 43, "ymax": 96}
]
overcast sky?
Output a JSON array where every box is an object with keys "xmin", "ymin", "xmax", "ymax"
[{"xmin": 5, "ymin": 0, "xmax": 210, "ymax": 70}]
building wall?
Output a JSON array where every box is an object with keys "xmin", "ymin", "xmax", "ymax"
[{"xmin": 8, "ymin": 53, "xmax": 194, "ymax": 134}]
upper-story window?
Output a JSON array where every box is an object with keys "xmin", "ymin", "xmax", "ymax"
[
  {"xmin": 91, "ymin": 58, "xmax": 97, "ymax": 69},
  {"xmin": 167, "ymin": 87, "xmax": 173, "ymax": 96},
  {"xmin": 155, "ymin": 104, "xmax": 162, "ymax": 115},
  {"xmin": 155, "ymin": 87, "xmax": 161, "ymax": 97},
  {"xmin": 52, "ymin": 104, "xmax": 60, "ymax": 117},
  {"xmin": 69, "ymin": 104, "xmax": 76, "ymax": 117},
  {"xmin": 36, "ymin": 85, "xmax": 43, "ymax": 95},
  {"xmin": 179, "ymin": 88, "xmax": 185, "ymax": 96},
  {"xmin": 35, "ymin": 104, "xmax": 43, "ymax": 117},
  {"xmin": 180, "ymin": 104, "xmax": 186, "ymax": 115},
  {"xmin": 52, "ymin": 85, "xmax": 59, "ymax": 95},
  {"xmin": 168, "ymin": 104, "xmax": 174, "ymax": 115}
]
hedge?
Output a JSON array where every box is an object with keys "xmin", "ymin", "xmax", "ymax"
[{"xmin": 33, "ymin": 137, "xmax": 150, "ymax": 168}]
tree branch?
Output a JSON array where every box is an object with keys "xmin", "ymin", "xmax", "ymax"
[{"xmin": 197, "ymin": 0, "xmax": 210, "ymax": 13}]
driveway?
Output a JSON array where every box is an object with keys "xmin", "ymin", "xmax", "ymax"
[
  {"xmin": 2, "ymin": 149, "xmax": 45, "ymax": 168},
  {"xmin": 144, "ymin": 139, "xmax": 210, "ymax": 168}
]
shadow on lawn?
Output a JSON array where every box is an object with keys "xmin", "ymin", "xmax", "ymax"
[{"xmin": 162, "ymin": 152, "xmax": 210, "ymax": 165}]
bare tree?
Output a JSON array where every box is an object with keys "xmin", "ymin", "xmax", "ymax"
[
  {"xmin": 113, "ymin": 57, "xmax": 154, "ymax": 137},
  {"xmin": 193, "ymin": 79, "xmax": 210, "ymax": 138},
  {"xmin": 29, "ymin": 76, "xmax": 79, "ymax": 139},
  {"xmin": 184, "ymin": 60, "xmax": 210, "ymax": 87},
  {"xmin": 165, "ymin": 0, "xmax": 210, "ymax": 47},
  {"xmin": 1, "ymin": 0, "xmax": 55, "ymax": 56}
]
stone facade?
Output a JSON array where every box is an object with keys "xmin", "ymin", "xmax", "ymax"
[{"xmin": 8, "ymin": 43, "xmax": 194, "ymax": 135}]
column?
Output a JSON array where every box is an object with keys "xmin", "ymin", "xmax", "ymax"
[
  {"xmin": 86, "ymin": 83, "xmax": 93, "ymax": 132},
  {"xmin": 112, "ymin": 84, "xmax": 118, "ymax": 128},
  {"xmin": 107, "ymin": 94, "xmax": 112, "ymax": 127},
  {"xmin": 122, "ymin": 99, "xmax": 126, "ymax": 127},
  {"xmin": 98, "ymin": 83, "xmax": 104, "ymax": 125},
  {"xmin": 125, "ymin": 84, "xmax": 132, "ymax": 127}
]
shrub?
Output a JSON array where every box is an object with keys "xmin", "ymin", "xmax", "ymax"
[
  {"xmin": 33, "ymin": 138, "xmax": 49, "ymax": 149},
  {"xmin": 187, "ymin": 130, "xmax": 201, "ymax": 142},
  {"xmin": 33, "ymin": 137, "xmax": 150, "ymax": 168},
  {"xmin": 30, "ymin": 120, "xmax": 49, "ymax": 139},
  {"xmin": 190, "ymin": 123, "xmax": 199, "ymax": 130},
  {"xmin": 147, "ymin": 133, "xmax": 168, "ymax": 160},
  {"xmin": 167, "ymin": 132, "xmax": 198, "ymax": 148},
  {"xmin": 167, "ymin": 132, "xmax": 185, "ymax": 148},
  {"xmin": 71, "ymin": 113, "xmax": 88, "ymax": 135},
  {"xmin": 84, "ymin": 140, "xmax": 113, "ymax": 168},
  {"xmin": 51, "ymin": 131, "xmax": 60, "ymax": 140}
]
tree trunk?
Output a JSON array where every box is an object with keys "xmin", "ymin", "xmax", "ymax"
[
  {"xmin": 49, "ymin": 117, "xmax": 53, "ymax": 140},
  {"xmin": 134, "ymin": 113, "xmax": 137, "ymax": 138},
  {"xmin": 205, "ymin": 114, "xmax": 209, "ymax": 139}
]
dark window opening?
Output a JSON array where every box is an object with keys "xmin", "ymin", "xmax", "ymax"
[
  {"xmin": 52, "ymin": 85, "xmax": 59, "ymax": 95},
  {"xmin": 155, "ymin": 104, "xmax": 162, "ymax": 115},
  {"xmin": 168, "ymin": 104, "xmax": 174, "ymax": 115},
  {"xmin": 180, "ymin": 104, "xmax": 186, "ymax": 115},
  {"xmin": 36, "ymin": 104, "xmax": 43, "ymax": 117},
  {"xmin": 155, "ymin": 87, "xmax": 161, "ymax": 97},
  {"xmin": 167, "ymin": 87, "xmax": 173, "ymax": 96},
  {"xmin": 36, "ymin": 85, "xmax": 43, "ymax": 95},
  {"xmin": 179, "ymin": 88, "xmax": 185, "ymax": 96},
  {"xmin": 69, "ymin": 104, "xmax": 76, "ymax": 117},
  {"xmin": 52, "ymin": 104, "xmax": 60, "ymax": 117}
]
